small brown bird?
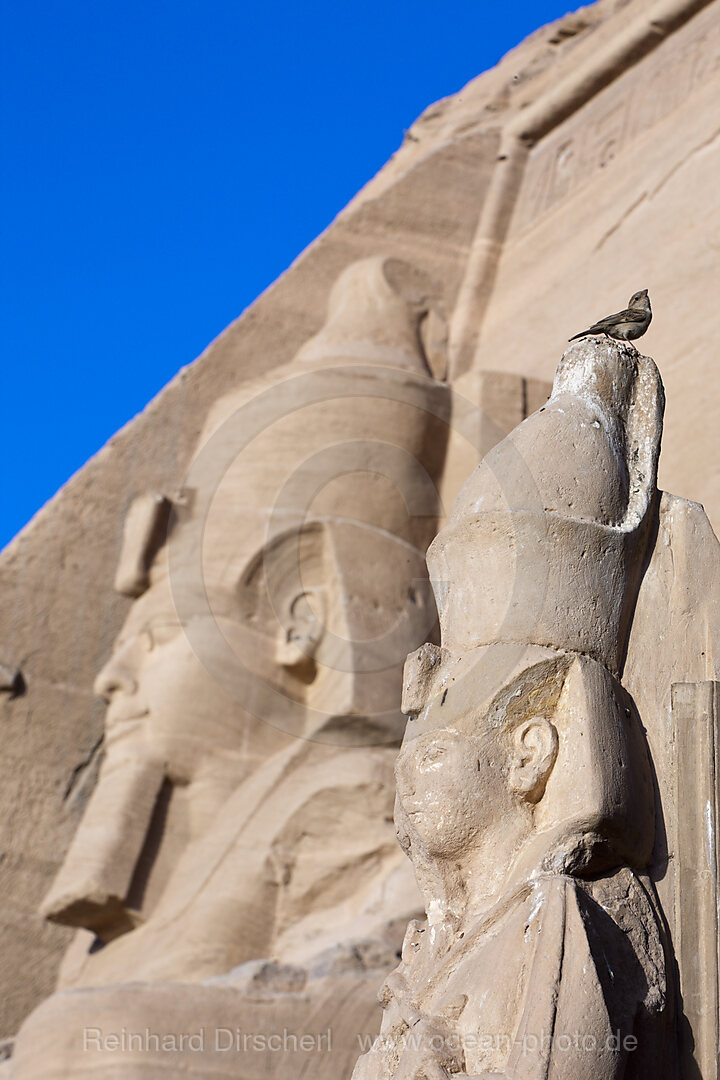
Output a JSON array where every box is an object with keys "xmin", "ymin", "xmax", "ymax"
[{"xmin": 569, "ymin": 289, "xmax": 652, "ymax": 347}]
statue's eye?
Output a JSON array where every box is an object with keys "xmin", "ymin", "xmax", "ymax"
[{"xmin": 145, "ymin": 624, "xmax": 180, "ymax": 649}]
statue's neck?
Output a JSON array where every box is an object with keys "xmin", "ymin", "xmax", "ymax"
[{"xmin": 414, "ymin": 812, "xmax": 534, "ymax": 929}]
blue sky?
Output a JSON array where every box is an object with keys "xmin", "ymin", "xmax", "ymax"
[{"xmin": 1, "ymin": 0, "xmax": 579, "ymax": 550}]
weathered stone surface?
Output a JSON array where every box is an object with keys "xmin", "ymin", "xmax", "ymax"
[{"xmin": 2, "ymin": 0, "xmax": 720, "ymax": 1069}]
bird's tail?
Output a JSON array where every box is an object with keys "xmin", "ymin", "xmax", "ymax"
[{"xmin": 568, "ymin": 331, "xmax": 588, "ymax": 342}]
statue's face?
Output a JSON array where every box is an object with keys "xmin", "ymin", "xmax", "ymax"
[
  {"xmin": 394, "ymin": 726, "xmax": 510, "ymax": 858},
  {"xmin": 94, "ymin": 575, "xmax": 271, "ymax": 781},
  {"xmin": 44, "ymin": 549, "xmax": 314, "ymax": 938}
]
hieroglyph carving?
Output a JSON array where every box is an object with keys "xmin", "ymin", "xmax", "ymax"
[{"xmin": 514, "ymin": 3, "xmax": 720, "ymax": 232}]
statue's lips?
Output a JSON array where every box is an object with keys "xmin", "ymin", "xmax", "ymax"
[{"xmin": 104, "ymin": 705, "xmax": 150, "ymax": 726}]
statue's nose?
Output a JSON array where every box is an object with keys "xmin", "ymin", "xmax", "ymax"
[
  {"xmin": 394, "ymin": 747, "xmax": 415, "ymax": 797},
  {"xmin": 93, "ymin": 651, "xmax": 137, "ymax": 699}
]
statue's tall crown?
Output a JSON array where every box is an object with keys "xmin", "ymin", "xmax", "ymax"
[{"xmin": 427, "ymin": 340, "xmax": 664, "ymax": 675}]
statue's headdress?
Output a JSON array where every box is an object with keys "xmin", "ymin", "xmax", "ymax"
[{"xmin": 427, "ymin": 341, "xmax": 664, "ymax": 674}]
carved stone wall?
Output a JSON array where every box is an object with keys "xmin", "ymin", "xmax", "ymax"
[
  {"xmin": 2, "ymin": 0, "xmax": 719, "ymax": 1067},
  {"xmin": 463, "ymin": 0, "xmax": 720, "ymax": 526}
]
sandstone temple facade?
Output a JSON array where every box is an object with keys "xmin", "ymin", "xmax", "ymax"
[{"xmin": 1, "ymin": 0, "xmax": 719, "ymax": 1077}]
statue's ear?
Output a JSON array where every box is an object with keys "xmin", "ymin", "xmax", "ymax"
[
  {"xmin": 508, "ymin": 717, "xmax": 558, "ymax": 803},
  {"xmin": 233, "ymin": 522, "xmax": 330, "ymax": 671},
  {"xmin": 275, "ymin": 588, "xmax": 326, "ymax": 669}
]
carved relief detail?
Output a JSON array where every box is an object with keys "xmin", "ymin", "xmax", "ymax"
[{"xmin": 515, "ymin": 6, "xmax": 720, "ymax": 231}]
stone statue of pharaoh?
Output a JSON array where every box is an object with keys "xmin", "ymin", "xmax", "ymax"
[
  {"xmin": 354, "ymin": 646, "xmax": 676, "ymax": 1080},
  {"xmin": 10, "ymin": 257, "xmax": 451, "ymax": 1078},
  {"xmin": 353, "ymin": 337, "xmax": 679, "ymax": 1079}
]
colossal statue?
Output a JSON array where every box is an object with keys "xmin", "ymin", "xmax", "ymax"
[{"xmin": 9, "ymin": 256, "xmax": 454, "ymax": 1077}]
